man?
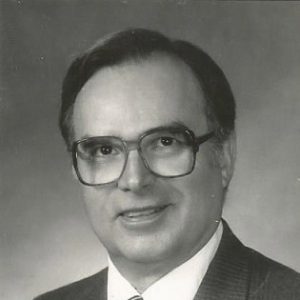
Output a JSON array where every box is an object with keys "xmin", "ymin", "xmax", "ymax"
[{"xmin": 36, "ymin": 28, "xmax": 300, "ymax": 299}]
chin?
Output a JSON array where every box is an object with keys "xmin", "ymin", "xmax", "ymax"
[{"xmin": 117, "ymin": 236, "xmax": 181, "ymax": 265}]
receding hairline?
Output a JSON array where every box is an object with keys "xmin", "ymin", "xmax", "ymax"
[
  {"xmin": 67, "ymin": 50, "xmax": 209, "ymax": 142},
  {"xmin": 60, "ymin": 29, "xmax": 235, "ymax": 149},
  {"xmin": 76, "ymin": 51, "xmax": 206, "ymax": 102}
]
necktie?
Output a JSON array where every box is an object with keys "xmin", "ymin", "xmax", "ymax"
[{"xmin": 128, "ymin": 296, "xmax": 143, "ymax": 300}]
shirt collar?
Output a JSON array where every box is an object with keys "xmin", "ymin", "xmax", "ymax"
[{"xmin": 108, "ymin": 221, "xmax": 223, "ymax": 300}]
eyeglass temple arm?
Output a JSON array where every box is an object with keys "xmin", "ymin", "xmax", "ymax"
[{"xmin": 194, "ymin": 131, "xmax": 215, "ymax": 152}]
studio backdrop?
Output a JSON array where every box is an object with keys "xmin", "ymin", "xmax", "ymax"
[{"xmin": 1, "ymin": 1, "xmax": 300, "ymax": 300}]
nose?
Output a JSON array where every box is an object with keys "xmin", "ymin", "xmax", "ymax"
[{"xmin": 117, "ymin": 150, "xmax": 155, "ymax": 192}]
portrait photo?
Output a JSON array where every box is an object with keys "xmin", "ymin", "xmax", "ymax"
[{"xmin": 1, "ymin": 1, "xmax": 300, "ymax": 299}]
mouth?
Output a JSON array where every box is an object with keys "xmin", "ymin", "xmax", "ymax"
[{"xmin": 118, "ymin": 205, "xmax": 170, "ymax": 223}]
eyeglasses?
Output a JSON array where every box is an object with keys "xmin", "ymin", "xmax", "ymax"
[{"xmin": 72, "ymin": 126, "xmax": 214, "ymax": 186}]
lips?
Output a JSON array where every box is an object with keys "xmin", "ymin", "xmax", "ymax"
[{"xmin": 118, "ymin": 205, "xmax": 169, "ymax": 222}]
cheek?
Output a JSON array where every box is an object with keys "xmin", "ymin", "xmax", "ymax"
[
  {"xmin": 187, "ymin": 158, "xmax": 222, "ymax": 197},
  {"xmin": 174, "ymin": 154, "xmax": 224, "ymax": 218},
  {"xmin": 82, "ymin": 187, "xmax": 112, "ymax": 233}
]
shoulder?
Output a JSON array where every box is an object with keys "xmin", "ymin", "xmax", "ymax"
[
  {"xmin": 218, "ymin": 220, "xmax": 300, "ymax": 299},
  {"xmin": 246, "ymin": 247, "xmax": 300, "ymax": 299},
  {"xmin": 34, "ymin": 268, "xmax": 108, "ymax": 300}
]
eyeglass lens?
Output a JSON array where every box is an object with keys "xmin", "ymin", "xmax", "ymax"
[{"xmin": 75, "ymin": 129, "xmax": 195, "ymax": 185}]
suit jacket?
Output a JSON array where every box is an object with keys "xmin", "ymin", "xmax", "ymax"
[{"xmin": 35, "ymin": 221, "xmax": 300, "ymax": 300}]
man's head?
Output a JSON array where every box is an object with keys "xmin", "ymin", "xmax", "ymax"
[{"xmin": 59, "ymin": 29, "xmax": 236, "ymax": 274}]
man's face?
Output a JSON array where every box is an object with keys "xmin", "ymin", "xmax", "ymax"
[{"xmin": 72, "ymin": 55, "xmax": 231, "ymax": 270}]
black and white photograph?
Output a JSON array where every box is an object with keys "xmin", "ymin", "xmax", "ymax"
[{"xmin": 1, "ymin": 1, "xmax": 300, "ymax": 299}]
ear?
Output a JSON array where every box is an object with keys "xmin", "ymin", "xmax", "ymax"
[{"xmin": 219, "ymin": 132, "xmax": 236, "ymax": 188}]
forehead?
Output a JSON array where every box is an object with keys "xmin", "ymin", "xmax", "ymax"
[{"xmin": 73, "ymin": 54, "xmax": 208, "ymax": 139}]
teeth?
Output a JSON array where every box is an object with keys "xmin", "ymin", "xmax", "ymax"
[{"xmin": 122, "ymin": 207, "xmax": 163, "ymax": 218}]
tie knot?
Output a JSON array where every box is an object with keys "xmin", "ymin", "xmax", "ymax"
[{"xmin": 128, "ymin": 296, "xmax": 143, "ymax": 300}]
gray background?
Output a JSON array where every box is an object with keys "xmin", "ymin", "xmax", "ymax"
[{"xmin": 1, "ymin": 1, "xmax": 300, "ymax": 300}]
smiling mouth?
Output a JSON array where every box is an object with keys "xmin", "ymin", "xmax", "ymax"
[{"xmin": 119, "ymin": 205, "xmax": 170, "ymax": 221}]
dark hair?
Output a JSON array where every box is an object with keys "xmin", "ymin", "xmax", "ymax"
[{"xmin": 59, "ymin": 28, "xmax": 235, "ymax": 148}]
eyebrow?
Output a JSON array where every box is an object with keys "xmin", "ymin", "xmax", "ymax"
[
  {"xmin": 78, "ymin": 120, "xmax": 190, "ymax": 141},
  {"xmin": 168, "ymin": 120, "xmax": 189, "ymax": 129}
]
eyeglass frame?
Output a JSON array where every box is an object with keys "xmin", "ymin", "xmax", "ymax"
[{"xmin": 72, "ymin": 125, "xmax": 215, "ymax": 186}]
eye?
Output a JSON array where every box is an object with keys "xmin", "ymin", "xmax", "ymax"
[
  {"xmin": 97, "ymin": 145, "xmax": 113, "ymax": 155},
  {"xmin": 77, "ymin": 137, "xmax": 125, "ymax": 161},
  {"xmin": 81, "ymin": 142, "xmax": 118, "ymax": 158},
  {"xmin": 159, "ymin": 136, "xmax": 174, "ymax": 146},
  {"xmin": 92, "ymin": 143, "xmax": 119, "ymax": 157},
  {"xmin": 144, "ymin": 133, "xmax": 185, "ymax": 152}
]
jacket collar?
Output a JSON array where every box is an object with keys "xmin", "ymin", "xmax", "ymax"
[{"xmin": 194, "ymin": 220, "xmax": 250, "ymax": 300}]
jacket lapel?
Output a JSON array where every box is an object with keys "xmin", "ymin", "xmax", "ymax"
[
  {"xmin": 76, "ymin": 268, "xmax": 108, "ymax": 300},
  {"xmin": 194, "ymin": 221, "xmax": 250, "ymax": 300}
]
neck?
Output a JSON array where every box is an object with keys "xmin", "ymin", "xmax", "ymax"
[{"xmin": 110, "ymin": 256, "xmax": 183, "ymax": 293}]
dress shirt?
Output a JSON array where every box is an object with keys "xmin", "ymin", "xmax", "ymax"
[{"xmin": 107, "ymin": 222, "xmax": 223, "ymax": 300}]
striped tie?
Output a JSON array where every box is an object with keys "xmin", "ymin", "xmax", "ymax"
[{"xmin": 128, "ymin": 296, "xmax": 143, "ymax": 300}]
